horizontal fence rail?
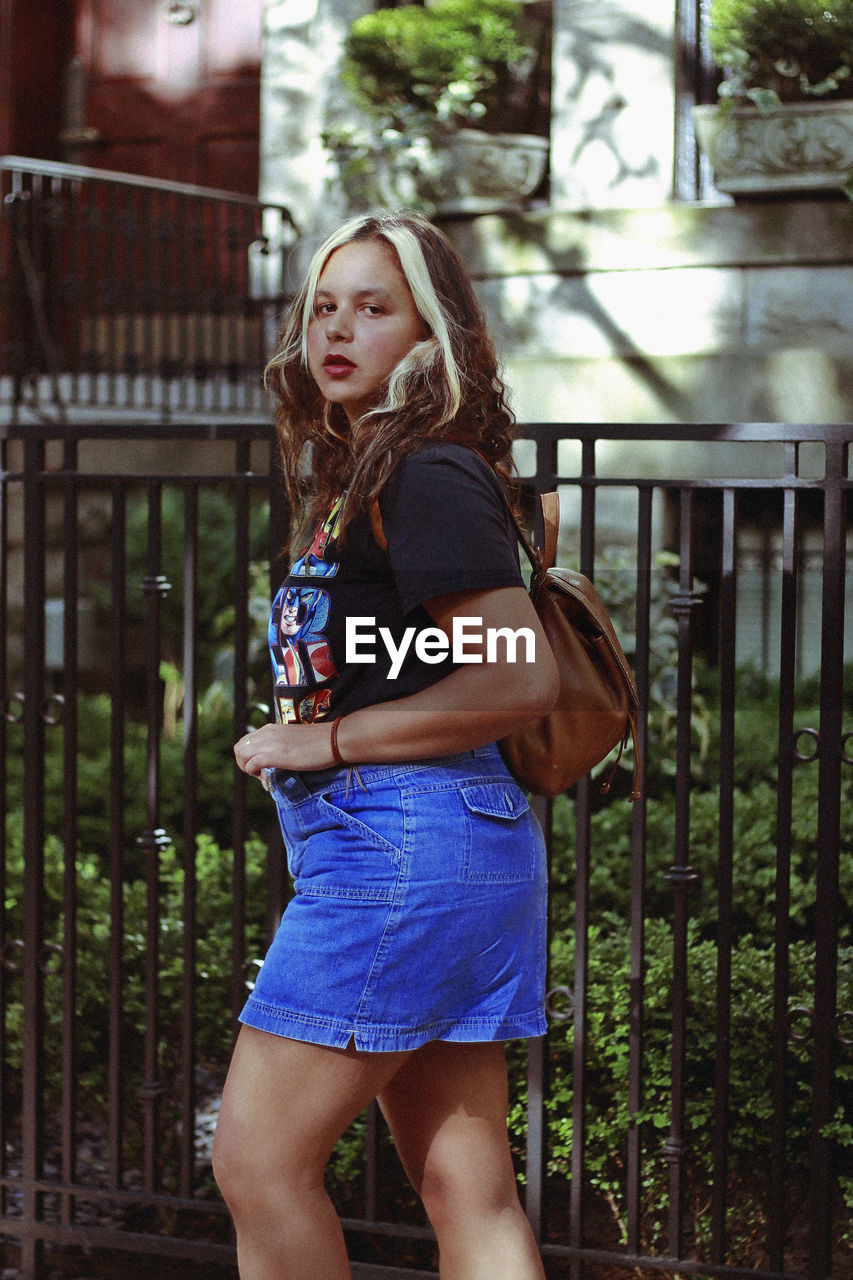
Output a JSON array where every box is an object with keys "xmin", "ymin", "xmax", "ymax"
[
  {"xmin": 0, "ymin": 157, "xmax": 296, "ymax": 421},
  {"xmin": 0, "ymin": 421, "xmax": 850, "ymax": 1280}
]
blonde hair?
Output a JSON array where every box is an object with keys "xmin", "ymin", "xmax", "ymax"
[{"xmin": 266, "ymin": 210, "xmax": 516, "ymax": 536}]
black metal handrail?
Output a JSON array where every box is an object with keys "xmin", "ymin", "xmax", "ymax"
[
  {"xmin": 0, "ymin": 156, "xmax": 296, "ymax": 422},
  {"xmin": 0, "ymin": 420, "xmax": 850, "ymax": 1280}
]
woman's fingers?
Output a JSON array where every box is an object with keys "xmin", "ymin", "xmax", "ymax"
[{"xmin": 233, "ymin": 723, "xmax": 336, "ymax": 775}]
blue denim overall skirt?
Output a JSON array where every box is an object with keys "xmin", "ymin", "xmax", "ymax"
[{"xmin": 239, "ymin": 743, "xmax": 548, "ymax": 1052}]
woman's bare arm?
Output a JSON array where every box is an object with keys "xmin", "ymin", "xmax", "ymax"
[{"xmin": 234, "ymin": 585, "xmax": 558, "ymax": 778}]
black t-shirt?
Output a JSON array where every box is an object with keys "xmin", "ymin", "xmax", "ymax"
[{"xmin": 268, "ymin": 444, "xmax": 524, "ymax": 725}]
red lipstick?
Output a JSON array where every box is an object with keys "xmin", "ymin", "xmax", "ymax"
[{"xmin": 323, "ymin": 354, "xmax": 356, "ymax": 375}]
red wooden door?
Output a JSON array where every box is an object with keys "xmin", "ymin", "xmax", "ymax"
[{"xmin": 66, "ymin": 0, "xmax": 262, "ymax": 193}]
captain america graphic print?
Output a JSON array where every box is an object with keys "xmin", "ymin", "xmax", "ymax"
[{"xmin": 270, "ymin": 498, "xmax": 343, "ymax": 724}]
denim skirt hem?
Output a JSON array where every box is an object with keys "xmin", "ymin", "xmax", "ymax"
[
  {"xmin": 238, "ymin": 744, "xmax": 548, "ymax": 1054},
  {"xmin": 238, "ymin": 996, "xmax": 547, "ymax": 1053}
]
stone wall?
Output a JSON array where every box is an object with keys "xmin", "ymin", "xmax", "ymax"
[
  {"xmin": 441, "ymin": 199, "xmax": 853, "ymax": 430},
  {"xmin": 440, "ymin": 198, "xmax": 853, "ymax": 674}
]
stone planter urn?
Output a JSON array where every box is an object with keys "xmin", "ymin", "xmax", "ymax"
[
  {"xmin": 331, "ymin": 128, "xmax": 549, "ymax": 216},
  {"xmin": 693, "ymin": 100, "xmax": 853, "ymax": 196},
  {"xmin": 431, "ymin": 129, "xmax": 549, "ymax": 214}
]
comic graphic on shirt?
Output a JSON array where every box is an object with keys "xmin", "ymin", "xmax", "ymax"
[
  {"xmin": 290, "ymin": 493, "xmax": 344, "ymax": 578},
  {"xmin": 270, "ymin": 497, "xmax": 343, "ymax": 724}
]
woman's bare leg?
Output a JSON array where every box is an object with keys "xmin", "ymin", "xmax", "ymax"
[
  {"xmin": 212, "ymin": 1026, "xmax": 409, "ymax": 1280},
  {"xmin": 378, "ymin": 1040, "xmax": 545, "ymax": 1279}
]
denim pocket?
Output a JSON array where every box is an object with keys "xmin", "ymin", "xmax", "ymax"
[
  {"xmin": 459, "ymin": 782, "xmax": 536, "ymax": 883},
  {"xmin": 277, "ymin": 785, "xmax": 403, "ymax": 903},
  {"xmin": 316, "ymin": 789, "xmax": 404, "ymax": 862}
]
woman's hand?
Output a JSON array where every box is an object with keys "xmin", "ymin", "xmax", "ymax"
[{"xmin": 234, "ymin": 721, "xmax": 337, "ymax": 779}]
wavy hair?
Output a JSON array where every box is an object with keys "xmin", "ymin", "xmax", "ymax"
[{"xmin": 265, "ymin": 210, "xmax": 518, "ymax": 540}]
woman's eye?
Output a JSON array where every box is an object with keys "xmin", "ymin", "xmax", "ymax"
[{"xmin": 363, "ymin": 305, "xmax": 384, "ymax": 316}]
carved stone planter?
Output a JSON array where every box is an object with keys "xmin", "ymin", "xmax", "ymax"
[
  {"xmin": 693, "ymin": 100, "xmax": 853, "ymax": 196},
  {"xmin": 332, "ymin": 129, "xmax": 549, "ymax": 216},
  {"xmin": 432, "ymin": 129, "xmax": 549, "ymax": 214}
]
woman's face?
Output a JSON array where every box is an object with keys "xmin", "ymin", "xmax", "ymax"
[{"xmin": 306, "ymin": 237, "xmax": 426, "ymax": 425}]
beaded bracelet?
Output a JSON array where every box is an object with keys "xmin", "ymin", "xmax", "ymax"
[{"xmin": 329, "ymin": 716, "xmax": 346, "ymax": 767}]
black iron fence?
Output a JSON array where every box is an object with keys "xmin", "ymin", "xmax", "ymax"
[
  {"xmin": 0, "ymin": 157, "xmax": 296, "ymax": 421},
  {"xmin": 0, "ymin": 420, "xmax": 850, "ymax": 1280}
]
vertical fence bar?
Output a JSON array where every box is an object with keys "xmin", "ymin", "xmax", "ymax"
[
  {"xmin": 108, "ymin": 485, "xmax": 128, "ymax": 1189},
  {"xmin": 138, "ymin": 483, "xmax": 169, "ymax": 1193},
  {"xmin": 20, "ymin": 432, "xmax": 47, "ymax": 1279},
  {"xmin": 180, "ymin": 485, "xmax": 200, "ymax": 1197},
  {"xmin": 665, "ymin": 486, "xmax": 700, "ymax": 1260},
  {"xmin": 525, "ymin": 1011, "xmax": 546, "ymax": 1240},
  {"xmin": 231, "ymin": 450, "xmax": 252, "ymax": 1021},
  {"xmin": 710, "ymin": 487, "xmax": 737, "ymax": 1262},
  {"xmin": 0, "ymin": 438, "xmax": 10, "ymax": 1220},
  {"xmin": 568, "ymin": 438, "xmax": 597, "ymax": 1278},
  {"xmin": 569, "ymin": 777, "xmax": 590, "ymax": 1280},
  {"xmin": 626, "ymin": 484, "xmax": 653, "ymax": 1254},
  {"xmin": 769, "ymin": 453, "xmax": 800, "ymax": 1270},
  {"xmin": 265, "ymin": 440, "xmax": 289, "ymax": 929},
  {"xmin": 59, "ymin": 448, "xmax": 80, "ymax": 1226},
  {"xmin": 809, "ymin": 439, "xmax": 847, "ymax": 1280},
  {"xmin": 525, "ymin": 430, "xmax": 558, "ymax": 1247}
]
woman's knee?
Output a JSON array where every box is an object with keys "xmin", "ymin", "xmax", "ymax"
[
  {"xmin": 212, "ymin": 1103, "xmax": 324, "ymax": 1214},
  {"xmin": 210, "ymin": 1109, "xmax": 256, "ymax": 1209},
  {"xmin": 417, "ymin": 1144, "xmax": 519, "ymax": 1232}
]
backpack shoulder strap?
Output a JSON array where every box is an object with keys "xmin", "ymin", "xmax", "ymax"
[
  {"xmin": 539, "ymin": 491, "xmax": 559, "ymax": 572},
  {"xmin": 509, "ymin": 492, "xmax": 557, "ymax": 578}
]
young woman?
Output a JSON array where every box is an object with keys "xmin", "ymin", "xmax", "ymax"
[{"xmin": 212, "ymin": 211, "xmax": 559, "ymax": 1280}]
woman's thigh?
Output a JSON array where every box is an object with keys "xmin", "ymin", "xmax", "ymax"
[
  {"xmin": 377, "ymin": 1039, "xmax": 517, "ymax": 1199},
  {"xmin": 214, "ymin": 1026, "xmax": 410, "ymax": 1186}
]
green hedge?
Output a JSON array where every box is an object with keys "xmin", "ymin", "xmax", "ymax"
[{"xmin": 530, "ymin": 922, "xmax": 852, "ymax": 1260}]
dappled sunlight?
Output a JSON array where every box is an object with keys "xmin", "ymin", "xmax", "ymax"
[{"xmin": 766, "ymin": 349, "xmax": 849, "ymax": 423}]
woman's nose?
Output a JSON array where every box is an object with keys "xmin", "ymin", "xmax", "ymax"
[{"xmin": 325, "ymin": 307, "xmax": 352, "ymax": 340}]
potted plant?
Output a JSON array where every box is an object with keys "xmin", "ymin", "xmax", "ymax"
[
  {"xmin": 694, "ymin": 0, "xmax": 853, "ymax": 195},
  {"xmin": 325, "ymin": 0, "xmax": 550, "ymax": 215}
]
